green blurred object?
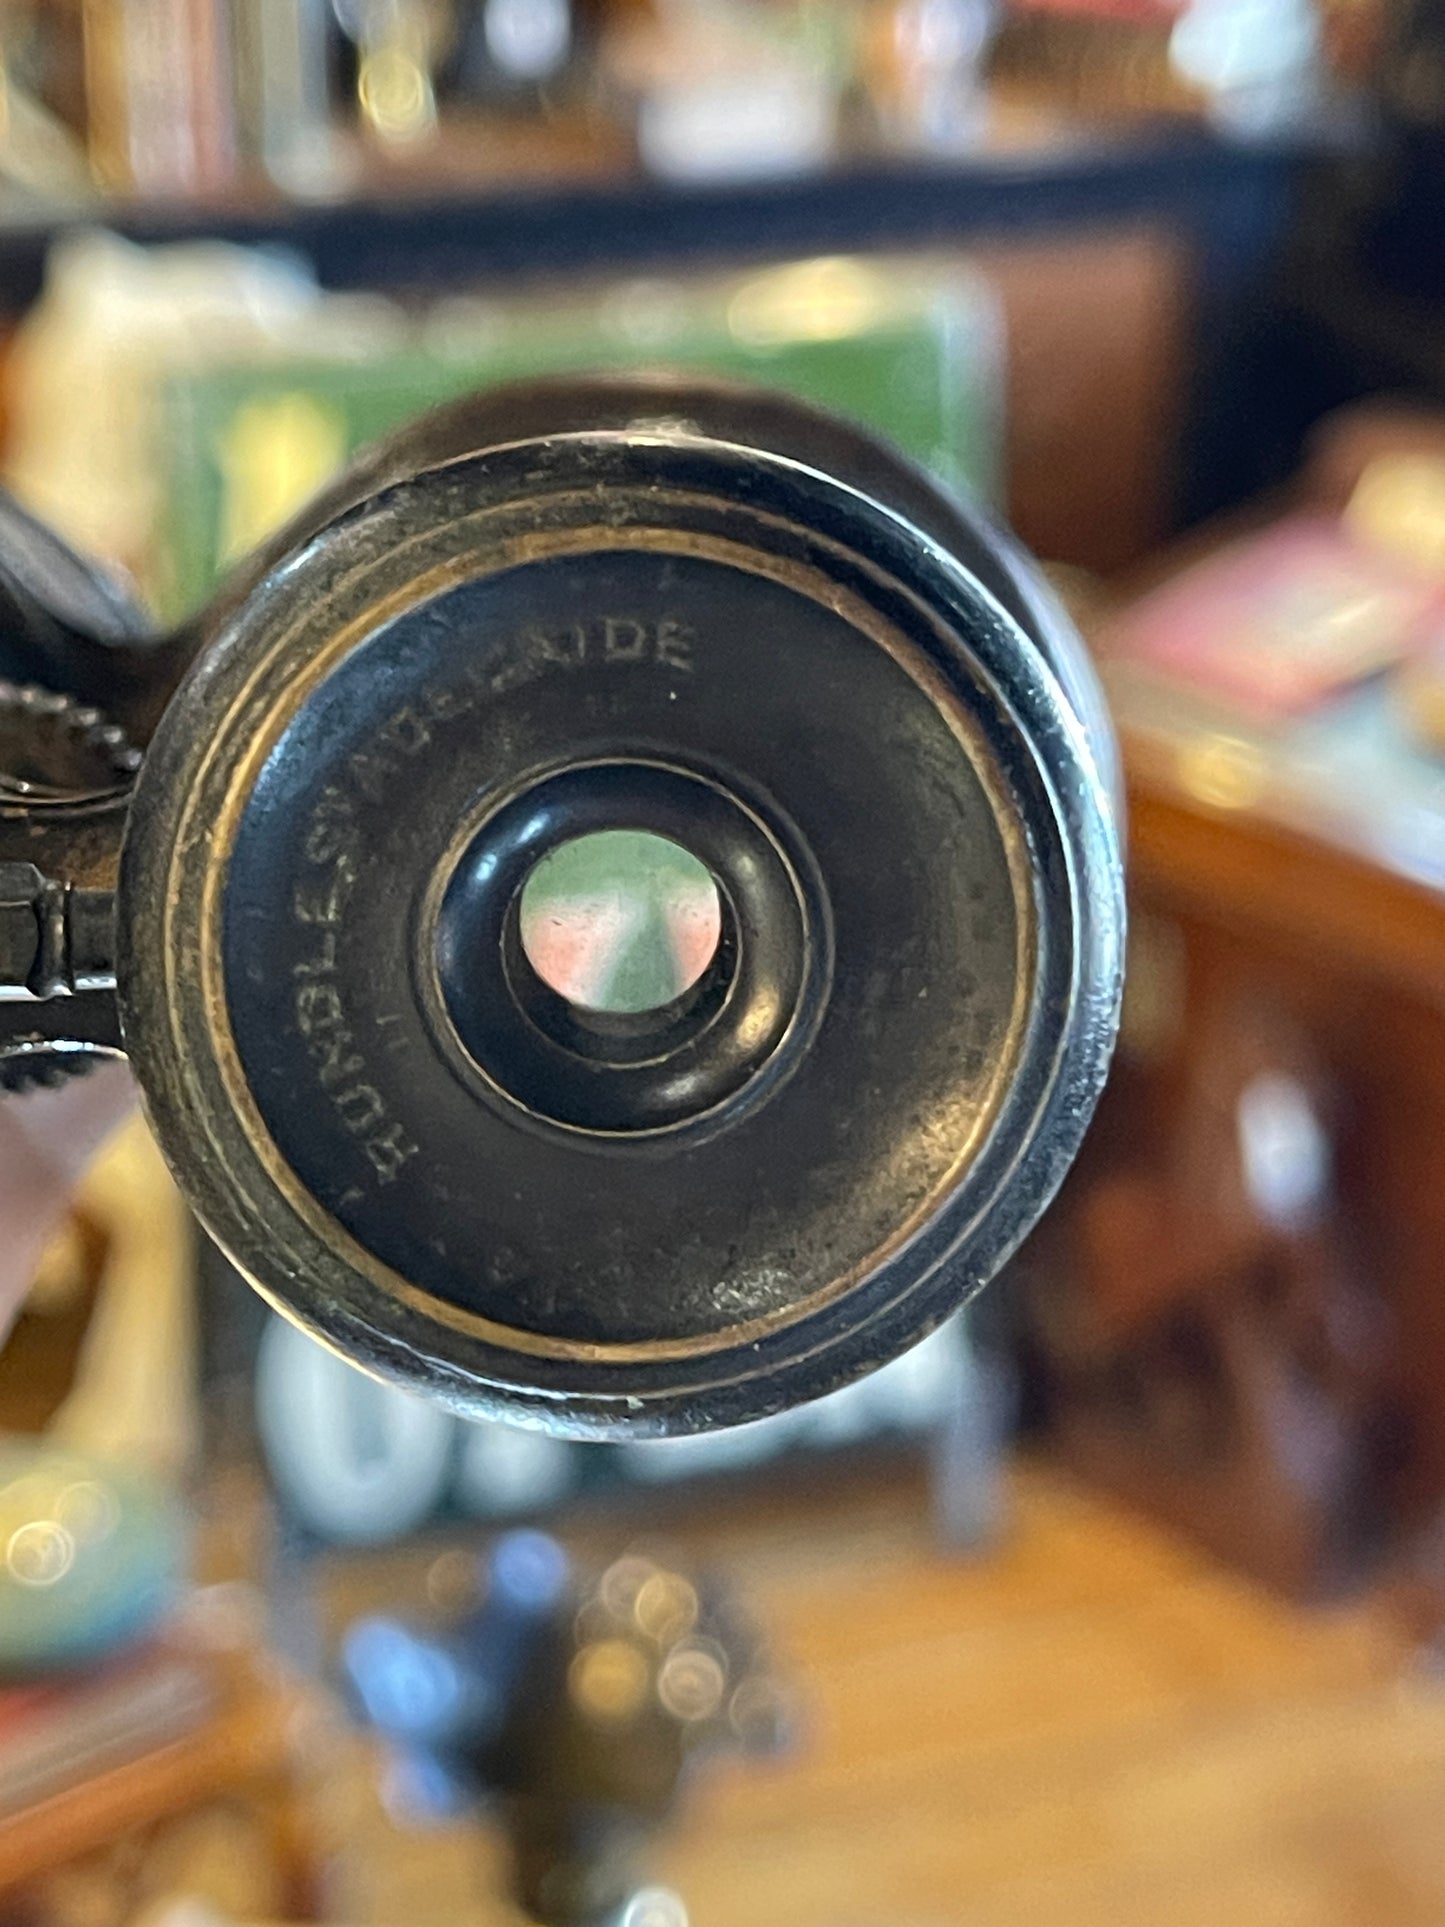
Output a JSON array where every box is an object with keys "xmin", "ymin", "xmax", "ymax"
[
  {"xmin": 154, "ymin": 252, "xmax": 1002, "ymax": 619},
  {"xmin": 0, "ymin": 1437, "xmax": 185, "ymax": 1678}
]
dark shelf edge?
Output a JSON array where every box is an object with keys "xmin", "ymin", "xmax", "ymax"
[{"xmin": 0, "ymin": 128, "xmax": 1337, "ymax": 313}]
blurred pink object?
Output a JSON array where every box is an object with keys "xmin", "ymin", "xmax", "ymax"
[{"xmin": 1100, "ymin": 514, "xmax": 1445, "ymax": 718}]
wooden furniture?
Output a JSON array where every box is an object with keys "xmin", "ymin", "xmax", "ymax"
[
  {"xmin": 1017, "ymin": 746, "xmax": 1445, "ymax": 1595},
  {"xmin": 0, "ymin": 1645, "xmax": 326, "ymax": 1923},
  {"xmin": 1013, "ymin": 423, "xmax": 1445, "ymax": 1603},
  {"xmin": 311, "ymin": 1462, "xmax": 1445, "ymax": 1927}
]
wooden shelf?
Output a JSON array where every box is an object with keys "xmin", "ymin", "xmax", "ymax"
[{"xmin": 0, "ymin": 124, "xmax": 1335, "ymax": 316}]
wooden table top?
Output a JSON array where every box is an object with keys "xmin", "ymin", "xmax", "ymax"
[
  {"xmin": 1125, "ymin": 742, "xmax": 1445, "ymax": 1009},
  {"xmin": 311, "ymin": 1461, "xmax": 1445, "ymax": 1927}
]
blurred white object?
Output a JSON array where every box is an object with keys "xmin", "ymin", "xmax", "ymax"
[
  {"xmin": 1237, "ymin": 1070, "xmax": 1331, "ymax": 1232},
  {"xmin": 4, "ymin": 229, "xmax": 399, "ymax": 603},
  {"xmin": 254, "ymin": 1307, "xmax": 1006, "ymax": 1545},
  {"xmin": 127, "ymin": 1901, "xmax": 228, "ymax": 1927},
  {"xmin": 256, "ymin": 1312, "xmax": 454, "ymax": 1544},
  {"xmin": 608, "ymin": 0, "xmax": 842, "ymax": 182},
  {"xmin": 619, "ymin": 1318, "xmax": 968, "ymax": 1481},
  {"xmin": 484, "ymin": 0, "xmax": 573, "ymax": 82},
  {"xmin": 621, "ymin": 1891, "xmax": 690, "ymax": 1927},
  {"xmin": 1170, "ymin": 0, "xmax": 1325, "ymax": 132},
  {"xmin": 455, "ymin": 1413, "xmax": 574, "ymax": 1514},
  {"xmin": 637, "ymin": 70, "xmax": 835, "ymax": 181}
]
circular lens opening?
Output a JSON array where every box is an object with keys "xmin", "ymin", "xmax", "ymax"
[{"xmin": 518, "ymin": 830, "xmax": 722, "ymax": 1017}]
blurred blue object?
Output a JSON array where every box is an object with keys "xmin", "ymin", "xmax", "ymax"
[
  {"xmin": 342, "ymin": 1617, "xmax": 469, "ymax": 1743},
  {"xmin": 490, "ymin": 1527, "xmax": 571, "ymax": 1612},
  {"xmin": 343, "ymin": 1530, "xmax": 576, "ymax": 1775},
  {"xmin": 340, "ymin": 1528, "xmax": 786, "ymax": 1925},
  {"xmin": 380, "ymin": 1743, "xmax": 472, "ymax": 1824}
]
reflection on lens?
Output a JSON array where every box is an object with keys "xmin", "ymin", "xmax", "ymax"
[
  {"xmin": 6, "ymin": 1519, "xmax": 76, "ymax": 1588},
  {"xmin": 658, "ymin": 1643, "xmax": 727, "ymax": 1723},
  {"xmin": 599, "ymin": 1553, "xmax": 659, "ymax": 1621},
  {"xmin": 53, "ymin": 1480, "xmax": 120, "ymax": 1545},
  {"xmin": 634, "ymin": 1570, "xmax": 699, "ymax": 1646}
]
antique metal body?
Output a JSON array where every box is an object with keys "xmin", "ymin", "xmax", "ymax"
[{"xmin": 0, "ymin": 376, "xmax": 1122, "ymax": 1436}]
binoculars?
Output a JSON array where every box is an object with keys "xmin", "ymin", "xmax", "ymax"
[{"xmin": 0, "ymin": 376, "xmax": 1122, "ymax": 1437}]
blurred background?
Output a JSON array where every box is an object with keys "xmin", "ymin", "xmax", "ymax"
[{"xmin": 9, "ymin": 1, "xmax": 1445, "ymax": 1924}]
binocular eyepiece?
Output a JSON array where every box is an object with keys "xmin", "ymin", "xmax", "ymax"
[{"xmin": 0, "ymin": 377, "xmax": 1122, "ymax": 1437}]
